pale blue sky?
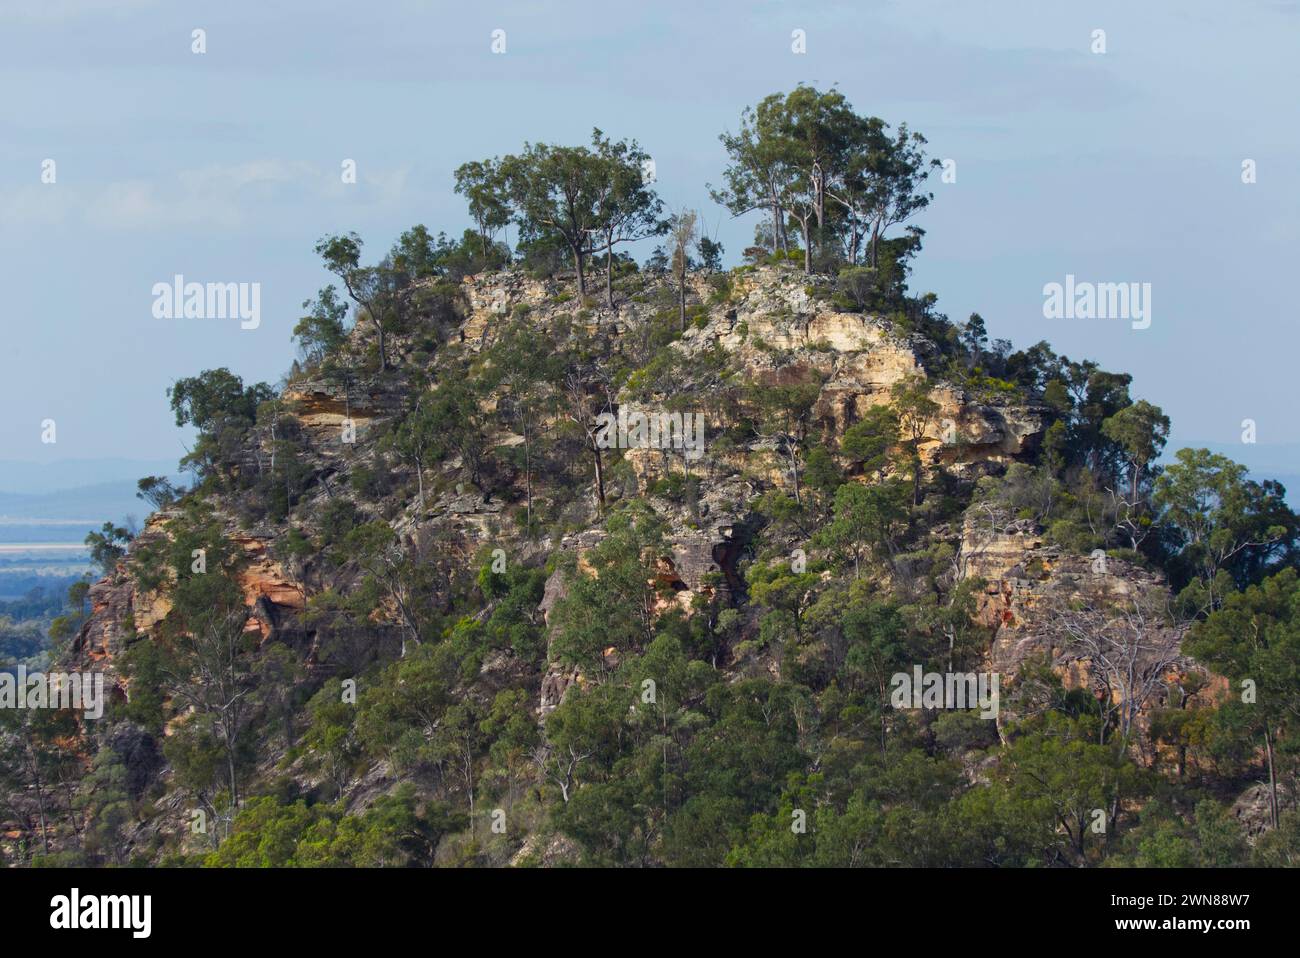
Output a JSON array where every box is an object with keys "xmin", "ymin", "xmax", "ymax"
[{"xmin": 2, "ymin": 0, "xmax": 1297, "ymax": 486}]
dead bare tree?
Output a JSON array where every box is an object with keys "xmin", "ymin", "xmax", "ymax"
[
  {"xmin": 560, "ymin": 364, "xmax": 615, "ymax": 511},
  {"xmin": 356, "ymin": 529, "xmax": 456, "ymax": 658},
  {"xmin": 1042, "ymin": 589, "xmax": 1186, "ymax": 751},
  {"xmin": 534, "ymin": 743, "xmax": 592, "ymax": 804},
  {"xmin": 667, "ymin": 209, "xmax": 698, "ymax": 330},
  {"xmin": 159, "ymin": 605, "xmax": 258, "ymax": 807}
]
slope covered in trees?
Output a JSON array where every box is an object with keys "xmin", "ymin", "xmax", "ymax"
[{"xmin": 3, "ymin": 88, "xmax": 1298, "ymax": 869}]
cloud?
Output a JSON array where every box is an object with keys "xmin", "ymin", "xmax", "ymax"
[
  {"xmin": 0, "ymin": 0, "xmax": 160, "ymax": 23},
  {"xmin": 0, "ymin": 184, "xmax": 80, "ymax": 227},
  {"xmin": 84, "ymin": 178, "xmax": 242, "ymax": 230},
  {"xmin": 357, "ymin": 165, "xmax": 411, "ymax": 207},
  {"xmin": 176, "ymin": 160, "xmax": 317, "ymax": 193},
  {"xmin": 53, "ymin": 160, "xmax": 412, "ymax": 232}
]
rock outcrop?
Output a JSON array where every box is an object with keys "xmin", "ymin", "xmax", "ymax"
[{"xmin": 283, "ymin": 377, "xmax": 404, "ymax": 445}]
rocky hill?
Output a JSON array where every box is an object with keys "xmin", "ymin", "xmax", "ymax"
[{"xmin": 6, "ymin": 260, "xmax": 1296, "ymax": 868}]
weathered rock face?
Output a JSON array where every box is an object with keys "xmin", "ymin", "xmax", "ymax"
[
  {"xmin": 955, "ymin": 512, "xmax": 1223, "ymax": 754},
  {"xmin": 953, "ymin": 513, "xmax": 1238, "ymax": 779},
  {"xmin": 71, "ymin": 517, "xmax": 309, "ymax": 683},
  {"xmin": 460, "ymin": 272, "xmax": 559, "ymax": 346},
  {"xmin": 539, "ymin": 663, "xmax": 581, "ymax": 716},
  {"xmin": 73, "ymin": 575, "xmax": 135, "ymax": 667},
  {"xmin": 680, "ymin": 269, "xmax": 1045, "ymax": 477},
  {"xmin": 926, "ymin": 389, "xmax": 1046, "ymax": 477},
  {"xmin": 69, "ymin": 268, "xmax": 1055, "ymax": 733},
  {"xmin": 992, "ymin": 557, "xmax": 1176, "ymax": 688},
  {"xmin": 537, "ymin": 531, "xmax": 600, "ymax": 715},
  {"xmin": 1230, "ymin": 784, "xmax": 1278, "ymax": 838},
  {"xmin": 441, "ymin": 266, "xmax": 1056, "ymax": 715},
  {"xmin": 508, "ymin": 829, "xmax": 581, "ymax": 867},
  {"xmin": 282, "ymin": 377, "xmax": 403, "ymax": 446},
  {"xmin": 232, "ymin": 533, "xmax": 306, "ymax": 639},
  {"xmin": 534, "ymin": 507, "xmax": 747, "ymax": 715},
  {"xmin": 958, "ymin": 514, "xmax": 1169, "ymax": 676},
  {"xmin": 459, "ymin": 268, "xmax": 1046, "ymax": 507},
  {"xmin": 73, "ymin": 514, "xmax": 176, "ymax": 670},
  {"xmin": 811, "ymin": 334, "xmax": 924, "ymax": 425},
  {"xmin": 105, "ymin": 722, "xmax": 164, "ymax": 799}
]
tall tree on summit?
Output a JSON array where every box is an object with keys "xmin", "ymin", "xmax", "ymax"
[
  {"xmin": 588, "ymin": 130, "xmax": 666, "ymax": 308},
  {"xmin": 454, "ymin": 159, "xmax": 512, "ymax": 257},
  {"xmin": 467, "ymin": 131, "xmax": 665, "ymax": 302},
  {"xmin": 315, "ymin": 232, "xmax": 391, "ymax": 372},
  {"xmin": 667, "ymin": 209, "xmax": 698, "ymax": 330},
  {"xmin": 713, "ymin": 86, "xmax": 938, "ymax": 272}
]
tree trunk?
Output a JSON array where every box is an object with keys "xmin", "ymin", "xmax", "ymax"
[
  {"xmin": 1265, "ymin": 726, "xmax": 1280, "ymax": 830},
  {"xmin": 590, "ymin": 440, "xmax": 606, "ymax": 508},
  {"xmin": 573, "ymin": 246, "xmax": 586, "ymax": 295},
  {"xmin": 375, "ymin": 319, "xmax": 388, "ymax": 371},
  {"xmin": 226, "ymin": 744, "xmax": 239, "ymax": 808},
  {"xmin": 785, "ymin": 442, "xmax": 802, "ymax": 506},
  {"xmin": 523, "ymin": 419, "xmax": 533, "ymax": 535},
  {"xmin": 465, "ymin": 753, "xmax": 475, "ymax": 840},
  {"xmin": 605, "ymin": 228, "xmax": 615, "ymax": 309},
  {"xmin": 678, "ymin": 264, "xmax": 687, "ymax": 331},
  {"xmin": 769, "ymin": 181, "xmax": 787, "ymax": 255},
  {"xmin": 30, "ymin": 757, "xmax": 50, "ymax": 855}
]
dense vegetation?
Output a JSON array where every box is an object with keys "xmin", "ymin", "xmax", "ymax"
[{"xmin": 2, "ymin": 87, "xmax": 1298, "ymax": 869}]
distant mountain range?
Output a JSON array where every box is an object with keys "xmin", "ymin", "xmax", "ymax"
[
  {"xmin": 0, "ymin": 458, "xmax": 180, "ymax": 496},
  {"xmin": 0, "ymin": 481, "xmax": 151, "ymax": 527},
  {"xmin": 0, "ymin": 459, "xmax": 183, "ymax": 538}
]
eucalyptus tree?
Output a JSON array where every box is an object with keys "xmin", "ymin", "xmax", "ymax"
[
  {"xmin": 454, "ymin": 158, "xmax": 512, "ymax": 256},
  {"xmin": 315, "ymin": 232, "xmax": 391, "ymax": 372},
  {"xmin": 466, "ymin": 130, "xmax": 664, "ymax": 299},
  {"xmin": 714, "ymin": 86, "xmax": 939, "ymax": 273},
  {"xmin": 588, "ymin": 129, "xmax": 666, "ymax": 307}
]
